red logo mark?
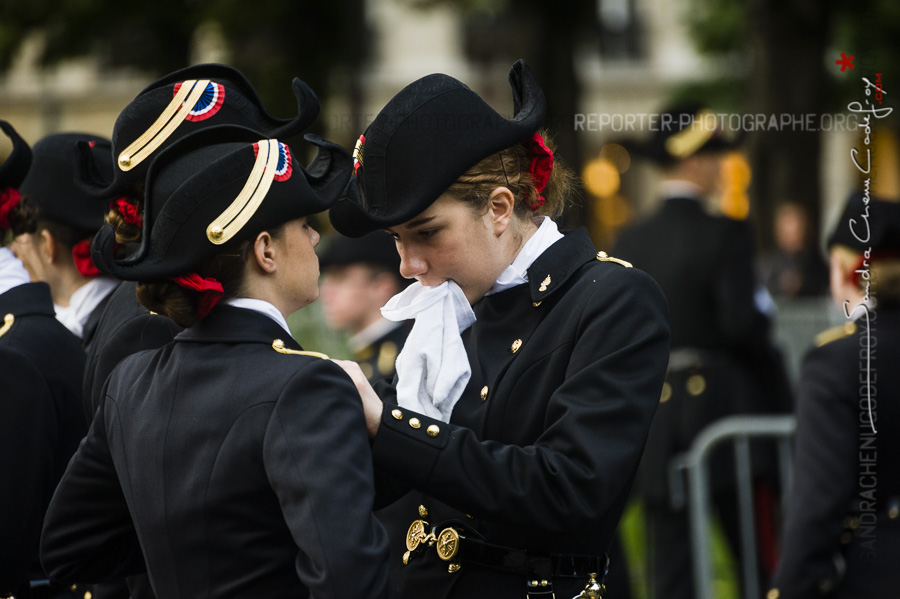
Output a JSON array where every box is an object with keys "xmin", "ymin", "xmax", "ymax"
[{"xmin": 836, "ymin": 52, "xmax": 855, "ymax": 72}]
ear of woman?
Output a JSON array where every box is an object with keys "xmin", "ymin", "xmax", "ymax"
[
  {"xmin": 252, "ymin": 230, "xmax": 279, "ymax": 274},
  {"xmin": 40, "ymin": 229, "xmax": 59, "ymax": 264},
  {"xmin": 488, "ymin": 186, "xmax": 515, "ymax": 238}
]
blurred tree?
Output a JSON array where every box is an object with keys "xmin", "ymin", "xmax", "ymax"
[
  {"xmin": 0, "ymin": 0, "xmax": 370, "ymax": 147},
  {"xmin": 685, "ymin": 0, "xmax": 899, "ymax": 250}
]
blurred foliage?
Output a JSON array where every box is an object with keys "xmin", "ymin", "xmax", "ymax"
[
  {"xmin": 684, "ymin": 0, "xmax": 747, "ymax": 55},
  {"xmin": 620, "ymin": 499, "xmax": 741, "ymax": 599},
  {"xmin": 682, "ymin": 0, "xmax": 900, "ymax": 112},
  {"xmin": 287, "ymin": 300, "xmax": 353, "ymax": 360},
  {"xmin": 0, "ymin": 0, "xmax": 369, "ymax": 138}
]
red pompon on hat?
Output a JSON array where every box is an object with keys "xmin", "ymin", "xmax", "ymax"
[
  {"xmin": 170, "ymin": 273, "xmax": 224, "ymax": 320},
  {"xmin": 72, "ymin": 240, "xmax": 100, "ymax": 277},
  {"xmin": 525, "ymin": 132, "xmax": 554, "ymax": 211},
  {"xmin": 0, "ymin": 188, "xmax": 21, "ymax": 230},
  {"xmin": 112, "ymin": 198, "xmax": 143, "ymax": 226}
]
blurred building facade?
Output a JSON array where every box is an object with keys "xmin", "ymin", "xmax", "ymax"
[{"xmin": 0, "ymin": 0, "xmax": 861, "ymax": 248}]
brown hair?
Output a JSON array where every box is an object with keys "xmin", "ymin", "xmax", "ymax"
[
  {"xmin": 106, "ymin": 183, "xmax": 145, "ymax": 258},
  {"xmin": 444, "ymin": 129, "xmax": 577, "ymax": 221},
  {"xmin": 9, "ymin": 194, "xmax": 92, "ymax": 249},
  {"xmin": 136, "ymin": 224, "xmax": 286, "ymax": 328}
]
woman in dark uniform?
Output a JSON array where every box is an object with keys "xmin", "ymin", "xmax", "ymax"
[
  {"xmin": 769, "ymin": 194, "xmax": 900, "ymax": 598},
  {"xmin": 9, "ymin": 132, "xmax": 117, "ymax": 347},
  {"xmin": 0, "ymin": 121, "xmax": 88, "ymax": 599},
  {"xmin": 328, "ymin": 60, "xmax": 670, "ymax": 599},
  {"xmin": 40, "ymin": 125, "xmax": 393, "ymax": 599},
  {"xmin": 79, "ymin": 62, "xmax": 321, "ymax": 422}
]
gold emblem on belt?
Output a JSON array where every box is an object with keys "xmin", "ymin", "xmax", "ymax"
[
  {"xmin": 435, "ymin": 527, "xmax": 460, "ymax": 561},
  {"xmin": 403, "ymin": 519, "xmax": 462, "ymax": 566}
]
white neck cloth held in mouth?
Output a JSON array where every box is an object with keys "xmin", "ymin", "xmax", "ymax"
[{"xmin": 380, "ymin": 279, "xmax": 475, "ymax": 423}]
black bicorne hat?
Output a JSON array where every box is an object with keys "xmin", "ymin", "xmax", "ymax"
[
  {"xmin": 328, "ymin": 59, "xmax": 546, "ymax": 237},
  {"xmin": 19, "ymin": 133, "xmax": 114, "ymax": 233},
  {"xmin": 91, "ymin": 124, "xmax": 352, "ymax": 280},
  {"xmin": 0, "ymin": 120, "xmax": 32, "ymax": 190},
  {"xmin": 319, "ymin": 230, "xmax": 401, "ymax": 274},
  {"xmin": 628, "ymin": 103, "xmax": 740, "ymax": 167},
  {"xmin": 76, "ymin": 63, "xmax": 321, "ymax": 199},
  {"xmin": 827, "ymin": 191, "xmax": 900, "ymax": 253}
]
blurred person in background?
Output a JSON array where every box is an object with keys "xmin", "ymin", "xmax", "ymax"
[
  {"xmin": 759, "ymin": 201, "xmax": 829, "ymax": 298},
  {"xmin": 318, "ymin": 230, "xmax": 412, "ymax": 383},
  {"xmin": 614, "ymin": 104, "xmax": 790, "ymax": 599},
  {"xmin": 769, "ymin": 193, "xmax": 900, "ymax": 599},
  {"xmin": 0, "ymin": 121, "xmax": 88, "ymax": 599}
]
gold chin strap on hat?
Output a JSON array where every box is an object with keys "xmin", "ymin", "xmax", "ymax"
[
  {"xmin": 206, "ymin": 139, "xmax": 280, "ymax": 245},
  {"xmin": 118, "ymin": 80, "xmax": 212, "ymax": 171},
  {"xmin": 664, "ymin": 109, "xmax": 716, "ymax": 159}
]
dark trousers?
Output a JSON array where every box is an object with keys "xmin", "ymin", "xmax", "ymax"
[
  {"xmin": 604, "ymin": 532, "xmax": 632, "ymax": 599},
  {"xmin": 644, "ymin": 487, "xmax": 768, "ymax": 599}
]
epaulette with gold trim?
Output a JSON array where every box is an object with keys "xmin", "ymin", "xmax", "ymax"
[
  {"xmin": 815, "ymin": 322, "xmax": 857, "ymax": 347},
  {"xmin": 271, "ymin": 339, "xmax": 329, "ymax": 359},
  {"xmin": 0, "ymin": 313, "xmax": 14, "ymax": 339},
  {"xmin": 596, "ymin": 251, "xmax": 632, "ymax": 268}
]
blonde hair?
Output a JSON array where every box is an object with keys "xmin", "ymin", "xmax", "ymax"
[{"xmin": 445, "ymin": 129, "xmax": 577, "ymax": 221}]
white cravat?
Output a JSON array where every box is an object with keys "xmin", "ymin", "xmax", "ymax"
[
  {"xmin": 380, "ymin": 280, "xmax": 475, "ymax": 423},
  {"xmin": 225, "ymin": 297, "xmax": 292, "ymax": 336},
  {"xmin": 0, "ymin": 247, "xmax": 30, "ymax": 296},
  {"xmin": 55, "ymin": 276, "xmax": 118, "ymax": 338},
  {"xmin": 487, "ymin": 216, "xmax": 564, "ymax": 295},
  {"xmin": 379, "ymin": 218, "xmax": 563, "ymax": 422}
]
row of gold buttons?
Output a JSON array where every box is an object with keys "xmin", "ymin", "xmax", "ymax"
[{"xmin": 391, "ymin": 409, "xmax": 440, "ymax": 437}]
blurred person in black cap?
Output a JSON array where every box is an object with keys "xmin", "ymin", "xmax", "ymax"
[
  {"xmin": 40, "ymin": 125, "xmax": 394, "ymax": 598},
  {"xmin": 0, "ymin": 121, "xmax": 88, "ymax": 599},
  {"xmin": 80, "ymin": 63, "xmax": 321, "ymax": 424},
  {"xmin": 8, "ymin": 132, "xmax": 118, "ymax": 347},
  {"xmin": 328, "ymin": 59, "xmax": 670, "ymax": 599},
  {"xmin": 319, "ymin": 231, "xmax": 412, "ymax": 383},
  {"xmin": 769, "ymin": 193, "xmax": 900, "ymax": 599},
  {"xmin": 613, "ymin": 105, "xmax": 791, "ymax": 599}
]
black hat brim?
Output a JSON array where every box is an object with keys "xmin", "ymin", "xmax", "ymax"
[{"xmin": 76, "ymin": 64, "xmax": 320, "ymax": 199}]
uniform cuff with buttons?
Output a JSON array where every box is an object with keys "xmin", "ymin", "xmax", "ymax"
[{"xmin": 371, "ymin": 404, "xmax": 450, "ymax": 488}]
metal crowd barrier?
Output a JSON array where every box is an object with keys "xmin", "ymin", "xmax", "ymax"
[{"xmin": 668, "ymin": 415, "xmax": 797, "ymax": 599}]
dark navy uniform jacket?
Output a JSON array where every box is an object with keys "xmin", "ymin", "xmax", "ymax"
[
  {"xmin": 41, "ymin": 306, "xmax": 394, "ymax": 599},
  {"xmin": 0, "ymin": 282, "xmax": 86, "ymax": 595},
  {"xmin": 614, "ymin": 197, "xmax": 787, "ymax": 503},
  {"xmin": 771, "ymin": 305, "xmax": 900, "ymax": 598},
  {"xmin": 82, "ymin": 281, "xmax": 182, "ymax": 422},
  {"xmin": 81, "ymin": 281, "xmax": 180, "ymax": 599},
  {"xmin": 372, "ymin": 229, "xmax": 670, "ymax": 598}
]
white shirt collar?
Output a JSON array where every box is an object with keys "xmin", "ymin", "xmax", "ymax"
[
  {"xmin": 486, "ymin": 216, "xmax": 564, "ymax": 295},
  {"xmin": 224, "ymin": 297, "xmax": 292, "ymax": 337},
  {"xmin": 0, "ymin": 247, "xmax": 30, "ymax": 296},
  {"xmin": 55, "ymin": 276, "xmax": 119, "ymax": 338}
]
